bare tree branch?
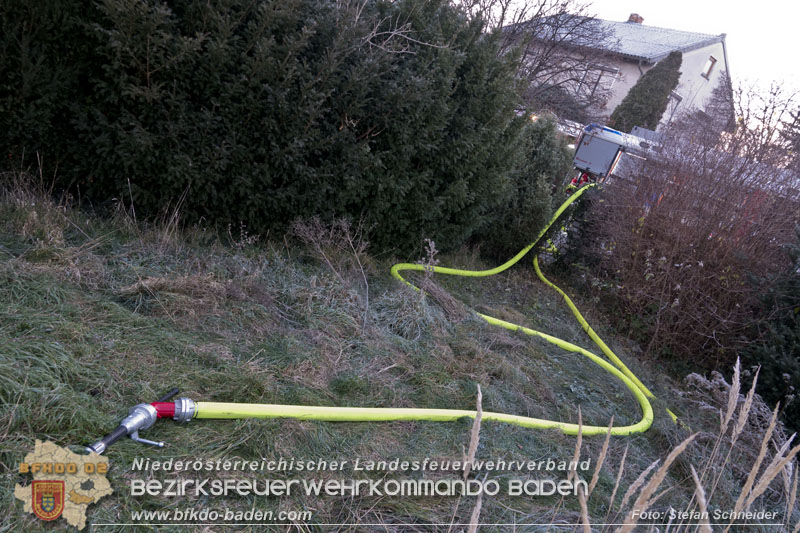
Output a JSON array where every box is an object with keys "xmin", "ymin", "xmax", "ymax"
[{"xmin": 579, "ymin": 80, "xmax": 800, "ymax": 365}]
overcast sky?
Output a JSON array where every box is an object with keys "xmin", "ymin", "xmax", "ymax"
[{"xmin": 584, "ymin": 0, "xmax": 800, "ymax": 94}]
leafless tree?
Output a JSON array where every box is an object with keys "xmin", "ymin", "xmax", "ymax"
[
  {"xmin": 334, "ymin": 0, "xmax": 451, "ymax": 55},
  {"xmin": 709, "ymin": 81, "xmax": 799, "ymax": 169},
  {"xmin": 780, "ymin": 104, "xmax": 800, "ymax": 174},
  {"xmin": 512, "ymin": 10, "xmax": 618, "ymax": 122},
  {"xmin": 579, "ymin": 81, "xmax": 800, "ymax": 366},
  {"xmin": 452, "ymin": 0, "xmax": 618, "ymax": 122}
]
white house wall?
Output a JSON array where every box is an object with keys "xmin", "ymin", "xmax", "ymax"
[
  {"xmin": 596, "ymin": 41, "xmax": 728, "ymax": 129},
  {"xmin": 601, "ymin": 60, "xmax": 654, "ymax": 117},
  {"xmin": 670, "ymin": 41, "xmax": 728, "ymax": 121}
]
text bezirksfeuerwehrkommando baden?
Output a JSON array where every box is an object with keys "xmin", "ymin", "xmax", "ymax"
[{"xmin": 130, "ymin": 477, "xmax": 588, "ymax": 498}]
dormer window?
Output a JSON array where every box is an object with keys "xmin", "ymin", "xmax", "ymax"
[{"xmin": 701, "ymin": 56, "xmax": 717, "ymax": 79}]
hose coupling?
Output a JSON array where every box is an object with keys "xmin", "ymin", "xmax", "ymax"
[{"xmin": 173, "ymin": 398, "xmax": 196, "ymax": 422}]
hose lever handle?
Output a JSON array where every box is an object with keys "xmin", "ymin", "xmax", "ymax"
[
  {"xmin": 130, "ymin": 431, "xmax": 165, "ymax": 448},
  {"xmin": 156, "ymin": 388, "xmax": 180, "ymax": 403}
]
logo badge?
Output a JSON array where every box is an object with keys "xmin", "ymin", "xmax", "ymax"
[
  {"xmin": 32, "ymin": 480, "xmax": 65, "ymax": 521},
  {"xmin": 15, "ymin": 440, "xmax": 113, "ymax": 530}
]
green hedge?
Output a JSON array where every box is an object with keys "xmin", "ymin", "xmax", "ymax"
[
  {"xmin": 3, "ymin": 0, "xmax": 535, "ymax": 254},
  {"xmin": 742, "ymin": 233, "xmax": 800, "ymax": 433},
  {"xmin": 609, "ymin": 51, "xmax": 682, "ymax": 133},
  {"xmin": 475, "ymin": 113, "xmax": 572, "ymax": 260}
]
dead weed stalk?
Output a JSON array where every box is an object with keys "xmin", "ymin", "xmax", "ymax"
[
  {"xmin": 579, "ymin": 359, "xmax": 800, "ymax": 532},
  {"xmin": 290, "ymin": 217, "xmax": 372, "ymax": 332}
]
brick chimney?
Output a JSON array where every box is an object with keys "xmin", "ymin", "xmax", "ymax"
[{"xmin": 627, "ymin": 13, "xmax": 644, "ymax": 24}]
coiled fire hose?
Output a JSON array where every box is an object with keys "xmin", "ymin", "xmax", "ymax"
[{"xmin": 87, "ymin": 184, "xmax": 672, "ymax": 455}]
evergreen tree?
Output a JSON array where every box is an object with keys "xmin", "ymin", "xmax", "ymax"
[
  {"xmin": 743, "ymin": 228, "xmax": 800, "ymax": 433},
  {"xmin": 476, "ymin": 113, "xmax": 571, "ymax": 259},
  {"xmin": 2, "ymin": 0, "xmax": 533, "ymax": 255},
  {"xmin": 609, "ymin": 51, "xmax": 682, "ymax": 132}
]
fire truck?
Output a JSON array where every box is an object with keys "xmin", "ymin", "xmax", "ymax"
[{"xmin": 568, "ymin": 123, "xmax": 660, "ymax": 189}]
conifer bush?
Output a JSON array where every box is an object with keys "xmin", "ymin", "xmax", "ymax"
[
  {"xmin": 476, "ymin": 113, "xmax": 571, "ymax": 260},
  {"xmin": 2, "ymin": 0, "xmax": 532, "ymax": 255},
  {"xmin": 609, "ymin": 50, "xmax": 682, "ymax": 132},
  {"xmin": 742, "ymin": 231, "xmax": 800, "ymax": 432}
]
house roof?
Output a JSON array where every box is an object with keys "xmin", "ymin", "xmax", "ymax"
[
  {"xmin": 508, "ymin": 15, "xmax": 726, "ymax": 64},
  {"xmin": 594, "ymin": 19, "xmax": 725, "ymax": 63}
]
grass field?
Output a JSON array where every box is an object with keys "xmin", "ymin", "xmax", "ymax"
[{"xmin": 1, "ymin": 174, "xmax": 798, "ymax": 532}]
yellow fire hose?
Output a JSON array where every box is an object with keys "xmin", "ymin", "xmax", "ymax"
[
  {"xmin": 88, "ymin": 184, "xmax": 672, "ymax": 455},
  {"xmin": 191, "ymin": 184, "xmax": 673, "ymax": 436}
]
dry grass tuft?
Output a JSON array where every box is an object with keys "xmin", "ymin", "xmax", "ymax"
[
  {"xmin": 617, "ymin": 433, "xmax": 697, "ymax": 533},
  {"xmin": 605, "ymin": 443, "xmax": 629, "ymax": 524},
  {"xmin": 291, "ymin": 217, "xmax": 372, "ymax": 331},
  {"xmin": 568, "ymin": 407, "xmax": 583, "ymax": 484},
  {"xmin": 741, "ymin": 439, "xmax": 800, "ymax": 512},
  {"xmin": 589, "ymin": 416, "xmax": 613, "ymax": 497},
  {"xmin": 452, "ymin": 386, "xmax": 484, "ymax": 533},
  {"xmin": 419, "ymin": 276, "xmax": 471, "ymax": 322},
  {"xmin": 601, "ymin": 360, "xmax": 799, "ymax": 533},
  {"xmin": 3, "ymin": 170, "xmax": 68, "ymax": 248},
  {"xmin": 118, "ymin": 274, "xmax": 227, "ymax": 299},
  {"xmin": 788, "ymin": 466, "xmax": 798, "ymax": 530},
  {"xmin": 618, "ymin": 458, "xmax": 660, "ymax": 512},
  {"xmin": 463, "ymin": 385, "xmax": 483, "ymax": 482},
  {"xmin": 731, "ymin": 402, "xmax": 779, "ymax": 515},
  {"xmin": 578, "ymin": 483, "xmax": 591, "ymax": 533},
  {"xmin": 21, "ymin": 208, "xmax": 65, "ymax": 247},
  {"xmin": 467, "ymin": 489, "xmax": 483, "ymax": 533},
  {"xmin": 721, "ymin": 357, "xmax": 741, "ymax": 434},
  {"xmin": 690, "ymin": 464, "xmax": 713, "ymax": 533},
  {"xmin": 731, "ymin": 366, "xmax": 760, "ymax": 444}
]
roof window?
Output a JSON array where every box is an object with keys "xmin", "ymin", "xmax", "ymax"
[{"xmin": 701, "ymin": 56, "xmax": 717, "ymax": 79}]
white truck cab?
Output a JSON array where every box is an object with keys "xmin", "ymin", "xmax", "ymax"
[{"xmin": 572, "ymin": 123, "xmax": 659, "ymax": 181}]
